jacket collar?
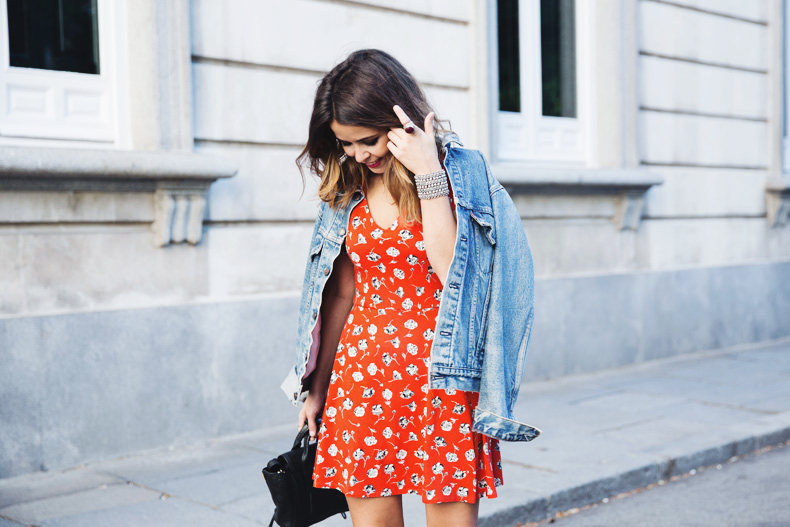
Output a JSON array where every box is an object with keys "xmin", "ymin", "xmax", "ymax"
[{"xmin": 439, "ymin": 131, "xmax": 463, "ymax": 151}]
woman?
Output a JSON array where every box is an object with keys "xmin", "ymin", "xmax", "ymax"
[{"xmin": 284, "ymin": 49, "xmax": 540, "ymax": 527}]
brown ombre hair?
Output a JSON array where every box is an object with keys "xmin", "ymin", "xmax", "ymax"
[{"xmin": 296, "ymin": 49, "xmax": 451, "ymax": 223}]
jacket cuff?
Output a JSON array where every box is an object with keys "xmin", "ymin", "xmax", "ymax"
[
  {"xmin": 280, "ymin": 368, "xmax": 305, "ymax": 407},
  {"xmin": 472, "ymin": 408, "xmax": 542, "ymax": 442}
]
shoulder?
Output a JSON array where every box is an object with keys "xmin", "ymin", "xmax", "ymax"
[{"xmin": 446, "ymin": 147, "xmax": 491, "ymax": 187}]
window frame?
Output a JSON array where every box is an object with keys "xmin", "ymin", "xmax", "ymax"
[
  {"xmin": 783, "ymin": 0, "xmax": 790, "ymax": 172},
  {"xmin": 491, "ymin": 0, "xmax": 595, "ymax": 167},
  {"xmin": 0, "ymin": 0, "xmax": 129, "ymax": 147}
]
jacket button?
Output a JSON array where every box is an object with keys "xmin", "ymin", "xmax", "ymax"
[
  {"xmin": 338, "ymin": 228, "xmax": 346, "ymax": 236},
  {"xmin": 293, "ymin": 392, "xmax": 298, "ymax": 399},
  {"xmin": 323, "ymin": 267, "xmax": 330, "ymax": 276},
  {"xmin": 312, "ymin": 311, "xmax": 318, "ymax": 320}
]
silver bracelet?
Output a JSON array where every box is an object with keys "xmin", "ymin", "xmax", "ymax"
[{"xmin": 414, "ymin": 169, "xmax": 449, "ymax": 200}]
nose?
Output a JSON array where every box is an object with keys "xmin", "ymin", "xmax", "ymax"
[{"xmin": 354, "ymin": 147, "xmax": 370, "ymax": 164}]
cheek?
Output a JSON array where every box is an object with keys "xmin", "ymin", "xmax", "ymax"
[{"xmin": 375, "ymin": 142, "xmax": 391, "ymax": 157}]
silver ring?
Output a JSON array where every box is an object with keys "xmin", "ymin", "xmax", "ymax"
[{"xmin": 404, "ymin": 121, "xmax": 416, "ymax": 134}]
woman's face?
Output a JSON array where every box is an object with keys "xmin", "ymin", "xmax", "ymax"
[{"xmin": 330, "ymin": 121, "xmax": 390, "ymax": 174}]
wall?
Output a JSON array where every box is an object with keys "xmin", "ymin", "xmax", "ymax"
[{"xmin": 2, "ymin": 0, "xmax": 789, "ymax": 479}]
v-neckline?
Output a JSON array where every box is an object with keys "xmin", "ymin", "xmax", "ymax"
[{"xmin": 362, "ymin": 196, "xmax": 400, "ymax": 231}]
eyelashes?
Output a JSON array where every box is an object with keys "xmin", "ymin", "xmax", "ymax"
[{"xmin": 339, "ymin": 137, "xmax": 380, "ymax": 148}]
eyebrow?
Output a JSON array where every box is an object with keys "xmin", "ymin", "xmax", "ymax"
[{"xmin": 339, "ymin": 134, "xmax": 379, "ymax": 143}]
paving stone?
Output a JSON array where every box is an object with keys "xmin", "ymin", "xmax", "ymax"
[
  {"xmin": 596, "ymin": 373, "xmax": 714, "ymax": 393},
  {"xmin": 498, "ymin": 433, "xmax": 635, "ymax": 476},
  {"xmin": 674, "ymin": 380, "xmax": 790, "ymax": 413},
  {"xmin": 218, "ymin": 492, "xmax": 274, "ymax": 525},
  {"xmin": 738, "ymin": 384, "xmax": 790, "ymax": 413},
  {"xmin": 151, "ymin": 455, "xmax": 266, "ymax": 507},
  {"xmin": 0, "ymin": 469, "xmax": 125, "ymax": 508},
  {"xmin": 98, "ymin": 443, "xmax": 258, "ymax": 486},
  {"xmin": 38, "ymin": 496, "xmax": 262, "ymax": 527},
  {"xmin": 518, "ymin": 384, "xmax": 625, "ymax": 405},
  {"xmin": 0, "ymin": 483, "xmax": 159, "ymax": 524},
  {"xmin": 513, "ymin": 393, "xmax": 673, "ymax": 434},
  {"xmin": 653, "ymin": 357, "xmax": 784, "ymax": 384},
  {"xmin": 727, "ymin": 349, "xmax": 790, "ymax": 371},
  {"xmin": 213, "ymin": 425, "xmax": 295, "ymax": 456},
  {"xmin": 593, "ymin": 415, "xmax": 713, "ymax": 451},
  {"xmin": 642, "ymin": 399, "xmax": 773, "ymax": 426}
]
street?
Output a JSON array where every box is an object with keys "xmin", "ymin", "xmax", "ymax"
[{"xmin": 538, "ymin": 441, "xmax": 790, "ymax": 527}]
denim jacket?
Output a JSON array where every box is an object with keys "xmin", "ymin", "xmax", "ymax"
[{"xmin": 281, "ymin": 132, "xmax": 541, "ymax": 442}]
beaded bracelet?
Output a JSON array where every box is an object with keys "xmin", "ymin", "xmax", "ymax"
[{"xmin": 414, "ymin": 169, "xmax": 449, "ymax": 200}]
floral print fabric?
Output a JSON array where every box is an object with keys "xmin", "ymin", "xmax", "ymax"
[{"xmin": 312, "ymin": 195, "xmax": 503, "ymax": 504}]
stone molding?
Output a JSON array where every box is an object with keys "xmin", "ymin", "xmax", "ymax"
[
  {"xmin": 766, "ymin": 176, "xmax": 790, "ymax": 227},
  {"xmin": 493, "ymin": 165, "xmax": 663, "ymax": 230},
  {"xmin": 126, "ymin": 0, "xmax": 194, "ymax": 152},
  {"xmin": 0, "ymin": 145, "xmax": 237, "ymax": 246}
]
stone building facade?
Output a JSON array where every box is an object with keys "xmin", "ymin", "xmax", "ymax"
[{"xmin": 1, "ymin": 0, "xmax": 788, "ymax": 478}]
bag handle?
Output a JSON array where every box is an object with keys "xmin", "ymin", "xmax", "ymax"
[
  {"xmin": 292, "ymin": 416, "xmax": 322, "ymax": 468},
  {"xmin": 292, "ymin": 424, "xmax": 311, "ymax": 452}
]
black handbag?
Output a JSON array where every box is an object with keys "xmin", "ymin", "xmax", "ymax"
[{"xmin": 261, "ymin": 423, "xmax": 349, "ymax": 527}]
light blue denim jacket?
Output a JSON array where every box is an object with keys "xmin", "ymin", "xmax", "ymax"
[{"xmin": 281, "ymin": 132, "xmax": 541, "ymax": 442}]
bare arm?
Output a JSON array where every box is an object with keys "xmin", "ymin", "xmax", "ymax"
[
  {"xmin": 298, "ymin": 243, "xmax": 356, "ymax": 439},
  {"xmin": 418, "ymin": 180, "xmax": 457, "ymax": 285},
  {"xmin": 387, "ymin": 105, "xmax": 457, "ymax": 285}
]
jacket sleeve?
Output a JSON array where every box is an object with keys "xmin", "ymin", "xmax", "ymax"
[
  {"xmin": 472, "ymin": 162, "xmax": 542, "ymax": 442},
  {"xmin": 280, "ymin": 200, "xmax": 328, "ymax": 406}
]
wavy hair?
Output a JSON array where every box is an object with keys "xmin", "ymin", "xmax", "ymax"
[{"xmin": 296, "ymin": 49, "xmax": 450, "ymax": 223}]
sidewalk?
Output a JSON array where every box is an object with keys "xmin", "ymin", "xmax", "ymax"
[{"xmin": 2, "ymin": 338, "xmax": 789, "ymax": 527}]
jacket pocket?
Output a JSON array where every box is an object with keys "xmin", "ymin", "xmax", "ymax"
[
  {"xmin": 309, "ymin": 236, "xmax": 324, "ymax": 257},
  {"xmin": 469, "ymin": 211, "xmax": 495, "ymax": 275},
  {"xmin": 470, "ymin": 211, "xmax": 496, "ymax": 245},
  {"xmin": 467, "ymin": 211, "xmax": 495, "ymax": 357}
]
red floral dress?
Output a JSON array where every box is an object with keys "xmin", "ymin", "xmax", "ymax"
[{"xmin": 312, "ymin": 190, "xmax": 503, "ymax": 504}]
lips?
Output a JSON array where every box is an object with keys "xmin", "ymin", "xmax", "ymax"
[{"xmin": 365, "ymin": 159, "xmax": 382, "ymax": 169}]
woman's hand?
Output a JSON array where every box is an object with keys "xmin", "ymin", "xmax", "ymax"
[
  {"xmin": 297, "ymin": 389, "xmax": 327, "ymax": 441},
  {"xmin": 387, "ymin": 105, "xmax": 443, "ymax": 176}
]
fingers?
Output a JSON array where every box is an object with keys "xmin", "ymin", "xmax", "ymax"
[
  {"xmin": 387, "ymin": 129, "xmax": 402, "ymax": 149},
  {"xmin": 298, "ymin": 402, "xmax": 320, "ymax": 440},
  {"xmin": 392, "ymin": 104, "xmax": 410, "ymax": 126},
  {"xmin": 297, "ymin": 406, "xmax": 307, "ymax": 431},
  {"xmin": 424, "ymin": 112, "xmax": 435, "ymax": 135},
  {"xmin": 386, "ymin": 139, "xmax": 403, "ymax": 161},
  {"xmin": 393, "ymin": 105, "xmax": 436, "ymax": 137},
  {"xmin": 307, "ymin": 414, "xmax": 318, "ymax": 441}
]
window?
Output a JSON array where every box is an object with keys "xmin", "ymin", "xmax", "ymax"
[
  {"xmin": 784, "ymin": 0, "xmax": 790, "ymax": 172},
  {"xmin": 0, "ymin": 0, "xmax": 125, "ymax": 145},
  {"xmin": 8, "ymin": 0, "xmax": 100, "ymax": 74},
  {"xmin": 495, "ymin": 0, "xmax": 588, "ymax": 165}
]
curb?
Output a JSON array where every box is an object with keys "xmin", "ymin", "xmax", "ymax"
[{"xmin": 480, "ymin": 421, "xmax": 790, "ymax": 527}]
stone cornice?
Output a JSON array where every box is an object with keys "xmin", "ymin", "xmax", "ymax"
[
  {"xmin": 493, "ymin": 165, "xmax": 663, "ymax": 192},
  {"xmin": 0, "ymin": 146, "xmax": 237, "ymax": 246},
  {"xmin": 493, "ymin": 165, "xmax": 663, "ymax": 230},
  {"xmin": 766, "ymin": 174, "xmax": 790, "ymax": 227},
  {"xmin": 0, "ymin": 146, "xmax": 236, "ymax": 191}
]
